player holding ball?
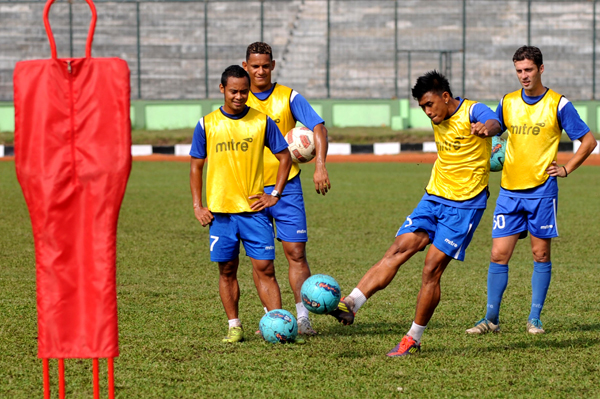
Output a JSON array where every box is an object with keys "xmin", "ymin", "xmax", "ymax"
[{"xmin": 243, "ymin": 42, "xmax": 330, "ymax": 336}]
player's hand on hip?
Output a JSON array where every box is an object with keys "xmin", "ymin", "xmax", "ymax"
[
  {"xmin": 546, "ymin": 160, "xmax": 567, "ymax": 177},
  {"xmin": 313, "ymin": 167, "xmax": 331, "ymax": 195},
  {"xmin": 194, "ymin": 206, "xmax": 213, "ymax": 227},
  {"xmin": 470, "ymin": 122, "xmax": 489, "ymax": 138},
  {"xmin": 249, "ymin": 194, "xmax": 278, "ymax": 211}
]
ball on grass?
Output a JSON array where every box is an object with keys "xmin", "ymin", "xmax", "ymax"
[{"xmin": 259, "ymin": 309, "xmax": 298, "ymax": 344}]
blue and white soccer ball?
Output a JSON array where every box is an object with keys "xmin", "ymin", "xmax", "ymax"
[
  {"xmin": 259, "ymin": 309, "xmax": 298, "ymax": 344},
  {"xmin": 300, "ymin": 274, "xmax": 341, "ymax": 314},
  {"xmin": 490, "ymin": 136, "xmax": 507, "ymax": 172}
]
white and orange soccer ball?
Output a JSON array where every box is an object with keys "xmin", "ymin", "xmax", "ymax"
[{"xmin": 285, "ymin": 127, "xmax": 316, "ymax": 163}]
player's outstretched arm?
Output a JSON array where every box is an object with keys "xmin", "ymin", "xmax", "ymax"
[
  {"xmin": 313, "ymin": 123, "xmax": 331, "ymax": 195},
  {"xmin": 250, "ymin": 148, "xmax": 292, "ymax": 211},
  {"xmin": 190, "ymin": 156, "xmax": 213, "ymax": 226},
  {"xmin": 471, "ymin": 119, "xmax": 501, "ymax": 138},
  {"xmin": 546, "ymin": 131, "xmax": 598, "ymax": 177}
]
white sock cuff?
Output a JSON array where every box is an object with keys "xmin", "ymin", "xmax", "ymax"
[
  {"xmin": 348, "ymin": 288, "xmax": 367, "ymax": 312},
  {"xmin": 228, "ymin": 318, "xmax": 242, "ymax": 328},
  {"xmin": 296, "ymin": 302, "xmax": 309, "ymax": 320},
  {"xmin": 407, "ymin": 321, "xmax": 426, "ymax": 343}
]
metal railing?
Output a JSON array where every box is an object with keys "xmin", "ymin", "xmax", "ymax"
[{"xmin": 1, "ymin": 0, "xmax": 599, "ymax": 101}]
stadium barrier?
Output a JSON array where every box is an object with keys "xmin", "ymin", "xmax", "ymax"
[
  {"xmin": 0, "ymin": 99, "xmax": 598, "ymax": 132},
  {"xmin": 3, "ymin": 141, "xmax": 597, "ymax": 159}
]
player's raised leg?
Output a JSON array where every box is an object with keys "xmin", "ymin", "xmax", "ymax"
[
  {"xmin": 281, "ymin": 240, "xmax": 316, "ymax": 335},
  {"xmin": 218, "ymin": 259, "xmax": 244, "ymax": 343},
  {"xmin": 329, "ymin": 231, "xmax": 430, "ymax": 325}
]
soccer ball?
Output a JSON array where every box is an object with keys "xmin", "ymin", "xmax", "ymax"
[
  {"xmin": 259, "ymin": 309, "xmax": 298, "ymax": 344},
  {"xmin": 490, "ymin": 136, "xmax": 506, "ymax": 172},
  {"xmin": 300, "ymin": 274, "xmax": 341, "ymax": 314},
  {"xmin": 285, "ymin": 127, "xmax": 316, "ymax": 163}
]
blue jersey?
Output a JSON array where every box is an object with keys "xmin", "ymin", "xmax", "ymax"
[
  {"xmin": 495, "ymin": 89, "xmax": 590, "ymax": 198},
  {"xmin": 252, "ymin": 84, "xmax": 325, "ymax": 130},
  {"xmin": 190, "ymin": 106, "xmax": 288, "ymax": 159}
]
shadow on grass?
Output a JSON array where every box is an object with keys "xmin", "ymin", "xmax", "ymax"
[
  {"xmin": 425, "ymin": 336, "xmax": 600, "ymax": 356},
  {"xmin": 572, "ymin": 323, "xmax": 600, "ymax": 332},
  {"xmin": 322, "ymin": 321, "xmax": 408, "ymax": 335}
]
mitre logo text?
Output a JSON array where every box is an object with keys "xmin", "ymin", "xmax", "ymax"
[
  {"xmin": 215, "ymin": 137, "xmax": 253, "ymax": 152},
  {"xmin": 510, "ymin": 122, "xmax": 545, "ymax": 136}
]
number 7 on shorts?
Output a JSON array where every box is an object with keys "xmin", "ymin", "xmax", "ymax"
[{"xmin": 210, "ymin": 235, "xmax": 219, "ymax": 251}]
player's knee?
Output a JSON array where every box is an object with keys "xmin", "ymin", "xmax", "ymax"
[
  {"xmin": 284, "ymin": 244, "xmax": 307, "ymax": 264},
  {"xmin": 218, "ymin": 260, "xmax": 238, "ymax": 276},
  {"xmin": 393, "ymin": 233, "xmax": 427, "ymax": 256},
  {"xmin": 421, "ymin": 261, "xmax": 443, "ymax": 284},
  {"xmin": 490, "ymin": 247, "xmax": 510, "ymax": 264},
  {"xmin": 253, "ymin": 260, "xmax": 276, "ymax": 276},
  {"xmin": 531, "ymin": 249, "xmax": 550, "ymax": 263}
]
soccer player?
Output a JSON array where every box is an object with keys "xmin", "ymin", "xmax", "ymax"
[
  {"xmin": 329, "ymin": 71, "xmax": 501, "ymax": 356},
  {"xmin": 466, "ymin": 46, "xmax": 598, "ymax": 335},
  {"xmin": 189, "ymin": 65, "xmax": 293, "ymax": 343},
  {"xmin": 242, "ymin": 42, "xmax": 330, "ymax": 335}
]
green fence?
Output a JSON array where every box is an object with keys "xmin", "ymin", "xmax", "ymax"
[{"xmin": 1, "ymin": 0, "xmax": 599, "ymax": 102}]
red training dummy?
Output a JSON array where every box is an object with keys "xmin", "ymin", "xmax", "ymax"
[{"xmin": 13, "ymin": 0, "xmax": 131, "ymax": 359}]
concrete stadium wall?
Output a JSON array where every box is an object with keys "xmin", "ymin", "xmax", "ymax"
[
  {"xmin": 2, "ymin": 1, "xmax": 600, "ymax": 102},
  {"xmin": 1, "ymin": 99, "xmax": 598, "ymax": 133}
]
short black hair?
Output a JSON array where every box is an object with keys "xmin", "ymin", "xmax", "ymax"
[
  {"xmin": 246, "ymin": 42, "xmax": 273, "ymax": 61},
  {"xmin": 221, "ymin": 65, "xmax": 250, "ymax": 87},
  {"xmin": 513, "ymin": 45, "xmax": 543, "ymax": 69},
  {"xmin": 411, "ymin": 70, "xmax": 452, "ymax": 101}
]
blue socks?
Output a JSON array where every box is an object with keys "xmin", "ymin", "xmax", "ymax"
[
  {"xmin": 529, "ymin": 261, "xmax": 552, "ymax": 321},
  {"xmin": 485, "ymin": 262, "xmax": 509, "ymax": 325}
]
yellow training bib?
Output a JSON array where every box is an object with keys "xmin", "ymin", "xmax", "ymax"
[
  {"xmin": 204, "ymin": 107, "xmax": 268, "ymax": 213},
  {"xmin": 501, "ymin": 89, "xmax": 563, "ymax": 190},
  {"xmin": 247, "ymin": 83, "xmax": 301, "ymax": 186},
  {"xmin": 426, "ymin": 99, "xmax": 491, "ymax": 201}
]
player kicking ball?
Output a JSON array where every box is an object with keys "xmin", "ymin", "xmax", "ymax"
[
  {"xmin": 189, "ymin": 65, "xmax": 293, "ymax": 343},
  {"xmin": 329, "ymin": 71, "xmax": 501, "ymax": 356}
]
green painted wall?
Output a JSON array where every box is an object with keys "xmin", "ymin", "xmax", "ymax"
[
  {"xmin": 145, "ymin": 104, "xmax": 202, "ymax": 130},
  {"xmin": 2, "ymin": 100, "xmax": 600, "ymax": 133},
  {"xmin": 409, "ymin": 107, "xmax": 433, "ymax": 129},
  {"xmin": 332, "ymin": 104, "xmax": 391, "ymax": 127},
  {"xmin": 0, "ymin": 106, "xmax": 15, "ymax": 132}
]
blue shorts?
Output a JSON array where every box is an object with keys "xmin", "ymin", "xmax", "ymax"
[
  {"xmin": 208, "ymin": 212, "xmax": 276, "ymax": 262},
  {"xmin": 492, "ymin": 195, "xmax": 558, "ymax": 239},
  {"xmin": 396, "ymin": 200, "xmax": 485, "ymax": 261},
  {"xmin": 263, "ymin": 193, "xmax": 308, "ymax": 243}
]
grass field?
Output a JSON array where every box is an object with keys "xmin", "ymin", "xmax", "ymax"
[{"xmin": 1, "ymin": 160, "xmax": 600, "ymax": 398}]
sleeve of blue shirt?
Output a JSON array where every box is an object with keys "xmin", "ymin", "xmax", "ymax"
[
  {"xmin": 558, "ymin": 99, "xmax": 590, "ymax": 141},
  {"xmin": 264, "ymin": 117, "xmax": 289, "ymax": 154},
  {"xmin": 189, "ymin": 119, "xmax": 207, "ymax": 159},
  {"xmin": 290, "ymin": 91, "xmax": 325, "ymax": 130},
  {"xmin": 494, "ymin": 99, "xmax": 507, "ymax": 133},
  {"xmin": 470, "ymin": 102, "xmax": 500, "ymax": 126}
]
